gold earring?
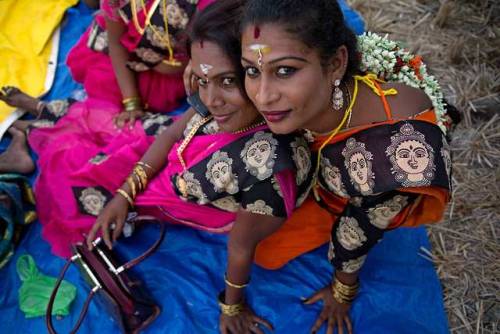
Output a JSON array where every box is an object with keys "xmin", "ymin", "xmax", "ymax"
[{"xmin": 332, "ymin": 79, "xmax": 344, "ymax": 111}]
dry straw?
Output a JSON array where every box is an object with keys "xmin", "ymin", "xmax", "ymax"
[{"xmin": 347, "ymin": 0, "xmax": 499, "ymax": 332}]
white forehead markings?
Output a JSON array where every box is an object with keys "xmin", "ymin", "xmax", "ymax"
[{"xmin": 200, "ymin": 64, "xmax": 213, "ymax": 75}]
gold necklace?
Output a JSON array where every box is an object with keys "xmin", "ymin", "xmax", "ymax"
[
  {"xmin": 130, "ymin": 0, "xmax": 160, "ymax": 34},
  {"xmin": 176, "ymin": 116, "xmax": 213, "ymax": 197},
  {"xmin": 231, "ymin": 120, "xmax": 266, "ymax": 135},
  {"xmin": 130, "ymin": 0, "xmax": 181, "ymax": 67}
]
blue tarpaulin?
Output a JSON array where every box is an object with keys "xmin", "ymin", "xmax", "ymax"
[{"xmin": 0, "ymin": 1, "xmax": 448, "ymax": 333}]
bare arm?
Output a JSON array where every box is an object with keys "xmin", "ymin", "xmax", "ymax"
[
  {"xmin": 136, "ymin": 108, "xmax": 196, "ymax": 179},
  {"xmin": 106, "ymin": 17, "xmax": 139, "ymax": 99},
  {"xmin": 225, "ymin": 210, "xmax": 284, "ymax": 304}
]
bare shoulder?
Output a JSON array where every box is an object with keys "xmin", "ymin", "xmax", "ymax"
[{"xmin": 382, "ymin": 82, "xmax": 433, "ymax": 119}]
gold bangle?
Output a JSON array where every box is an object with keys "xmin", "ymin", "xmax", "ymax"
[
  {"xmin": 137, "ymin": 161, "xmax": 154, "ymax": 171},
  {"xmin": 133, "ymin": 165, "xmax": 148, "ymax": 190},
  {"xmin": 116, "ymin": 189, "xmax": 135, "ymax": 208},
  {"xmin": 333, "ymin": 278, "xmax": 359, "ymax": 294},
  {"xmin": 126, "ymin": 176, "xmax": 137, "ymax": 199},
  {"xmin": 124, "ymin": 101, "xmax": 142, "ymax": 112},
  {"xmin": 224, "ymin": 273, "xmax": 249, "ymax": 289},
  {"xmin": 331, "ymin": 278, "xmax": 359, "ymax": 305},
  {"xmin": 332, "ymin": 287, "xmax": 355, "ymax": 304},
  {"xmin": 122, "ymin": 97, "xmax": 141, "ymax": 104},
  {"xmin": 218, "ymin": 292, "xmax": 244, "ymax": 317},
  {"xmin": 132, "ymin": 172, "xmax": 144, "ymax": 192}
]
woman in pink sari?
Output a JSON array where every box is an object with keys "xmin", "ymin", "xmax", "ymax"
[{"xmin": 39, "ymin": 1, "xmax": 312, "ymax": 332}]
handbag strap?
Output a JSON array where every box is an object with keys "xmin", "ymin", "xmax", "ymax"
[
  {"xmin": 46, "ymin": 257, "xmax": 99, "ymax": 334},
  {"xmin": 116, "ymin": 219, "xmax": 166, "ymax": 272}
]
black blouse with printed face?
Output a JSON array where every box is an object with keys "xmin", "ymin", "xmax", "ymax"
[
  {"xmin": 171, "ymin": 115, "xmax": 314, "ymax": 218},
  {"xmin": 317, "ymin": 120, "xmax": 451, "ymax": 273}
]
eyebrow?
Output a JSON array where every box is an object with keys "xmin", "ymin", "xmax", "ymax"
[{"xmin": 241, "ymin": 56, "xmax": 309, "ymax": 65}]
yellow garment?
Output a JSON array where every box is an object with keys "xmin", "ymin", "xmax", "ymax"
[{"xmin": 0, "ymin": 0, "xmax": 78, "ymax": 122}]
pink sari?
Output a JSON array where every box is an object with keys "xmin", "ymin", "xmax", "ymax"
[{"xmin": 37, "ymin": 120, "xmax": 299, "ymax": 258}]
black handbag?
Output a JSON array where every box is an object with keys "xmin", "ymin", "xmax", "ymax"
[{"xmin": 46, "ymin": 219, "xmax": 166, "ymax": 334}]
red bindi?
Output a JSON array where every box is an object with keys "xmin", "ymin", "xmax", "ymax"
[
  {"xmin": 200, "ymin": 40, "xmax": 204, "ymax": 48},
  {"xmin": 254, "ymin": 26, "xmax": 260, "ymax": 39}
]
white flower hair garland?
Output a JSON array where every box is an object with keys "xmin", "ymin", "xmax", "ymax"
[{"xmin": 358, "ymin": 32, "xmax": 448, "ymax": 133}]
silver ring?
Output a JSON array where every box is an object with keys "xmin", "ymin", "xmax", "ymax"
[{"xmin": 110, "ymin": 223, "xmax": 117, "ymax": 230}]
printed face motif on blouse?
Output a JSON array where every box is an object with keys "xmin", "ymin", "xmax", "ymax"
[
  {"xmin": 291, "ymin": 137, "xmax": 311, "ymax": 186},
  {"xmin": 161, "ymin": 0, "xmax": 189, "ymax": 29},
  {"xmin": 321, "ymin": 157, "xmax": 349, "ymax": 198},
  {"xmin": 211, "ymin": 196, "xmax": 239, "ymax": 213},
  {"xmin": 135, "ymin": 47, "xmax": 163, "ymax": 63},
  {"xmin": 79, "ymin": 187, "xmax": 107, "ymax": 216},
  {"xmin": 386, "ymin": 123, "xmax": 435, "ymax": 187},
  {"xmin": 341, "ymin": 255, "xmax": 367, "ymax": 274},
  {"xmin": 367, "ymin": 195, "xmax": 409, "ymax": 229},
  {"xmin": 241, "ymin": 131, "xmax": 278, "ymax": 181},
  {"xmin": 142, "ymin": 113, "xmax": 173, "ymax": 136},
  {"xmin": 177, "ymin": 171, "xmax": 208, "ymax": 204},
  {"xmin": 342, "ymin": 138, "xmax": 375, "ymax": 195},
  {"xmin": 145, "ymin": 26, "xmax": 173, "ymax": 49},
  {"xmin": 205, "ymin": 151, "xmax": 239, "ymax": 194},
  {"xmin": 245, "ymin": 199, "xmax": 274, "ymax": 216},
  {"xmin": 336, "ymin": 216, "xmax": 368, "ymax": 251}
]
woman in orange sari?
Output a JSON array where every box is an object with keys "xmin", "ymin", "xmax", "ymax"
[{"xmin": 240, "ymin": 1, "xmax": 452, "ymax": 333}]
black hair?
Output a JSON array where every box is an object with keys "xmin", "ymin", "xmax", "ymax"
[
  {"xmin": 241, "ymin": 0, "xmax": 360, "ymax": 78},
  {"xmin": 188, "ymin": 0, "xmax": 247, "ymax": 88}
]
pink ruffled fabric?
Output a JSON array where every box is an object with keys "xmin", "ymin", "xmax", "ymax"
[{"xmin": 32, "ymin": 118, "xmax": 297, "ymax": 258}]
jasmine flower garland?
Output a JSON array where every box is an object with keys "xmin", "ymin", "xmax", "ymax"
[{"xmin": 358, "ymin": 32, "xmax": 448, "ymax": 133}]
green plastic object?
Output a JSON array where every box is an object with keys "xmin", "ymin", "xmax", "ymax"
[{"xmin": 16, "ymin": 254, "xmax": 77, "ymax": 318}]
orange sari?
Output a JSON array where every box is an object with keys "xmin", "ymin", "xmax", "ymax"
[{"xmin": 255, "ymin": 102, "xmax": 450, "ymax": 270}]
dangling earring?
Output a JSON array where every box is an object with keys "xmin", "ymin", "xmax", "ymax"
[{"xmin": 332, "ymin": 79, "xmax": 344, "ymax": 111}]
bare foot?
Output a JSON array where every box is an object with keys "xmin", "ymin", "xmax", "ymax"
[
  {"xmin": 0, "ymin": 127, "xmax": 35, "ymax": 174},
  {"xmin": 0, "ymin": 86, "xmax": 40, "ymax": 115}
]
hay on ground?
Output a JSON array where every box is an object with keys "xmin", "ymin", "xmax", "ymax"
[{"xmin": 346, "ymin": 0, "xmax": 500, "ymax": 332}]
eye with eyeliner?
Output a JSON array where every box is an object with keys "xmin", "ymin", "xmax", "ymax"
[
  {"xmin": 276, "ymin": 66, "xmax": 297, "ymax": 78},
  {"xmin": 244, "ymin": 66, "xmax": 260, "ymax": 79},
  {"xmin": 194, "ymin": 75, "xmax": 208, "ymax": 87},
  {"xmin": 221, "ymin": 77, "xmax": 237, "ymax": 88}
]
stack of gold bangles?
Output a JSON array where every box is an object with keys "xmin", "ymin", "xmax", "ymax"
[
  {"xmin": 218, "ymin": 291, "xmax": 245, "ymax": 317},
  {"xmin": 122, "ymin": 96, "xmax": 143, "ymax": 113},
  {"xmin": 218, "ymin": 274, "xmax": 249, "ymax": 316},
  {"xmin": 331, "ymin": 278, "xmax": 359, "ymax": 304},
  {"xmin": 116, "ymin": 161, "xmax": 153, "ymax": 209}
]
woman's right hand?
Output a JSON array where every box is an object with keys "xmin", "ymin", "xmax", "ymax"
[
  {"xmin": 86, "ymin": 194, "xmax": 129, "ymax": 250},
  {"xmin": 219, "ymin": 306, "xmax": 273, "ymax": 334},
  {"xmin": 113, "ymin": 109, "xmax": 145, "ymax": 130}
]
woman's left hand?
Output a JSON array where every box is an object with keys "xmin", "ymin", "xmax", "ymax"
[
  {"xmin": 219, "ymin": 307, "xmax": 273, "ymax": 334},
  {"xmin": 304, "ymin": 285, "xmax": 353, "ymax": 334}
]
